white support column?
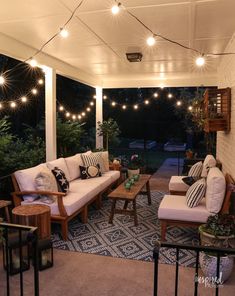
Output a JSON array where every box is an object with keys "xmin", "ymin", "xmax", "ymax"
[
  {"xmin": 96, "ymin": 87, "xmax": 103, "ymax": 149},
  {"xmin": 45, "ymin": 67, "xmax": 57, "ymax": 161}
]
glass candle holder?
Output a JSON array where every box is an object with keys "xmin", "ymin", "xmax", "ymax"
[
  {"xmin": 133, "ymin": 174, "xmax": 139, "ymax": 181},
  {"xmin": 124, "ymin": 182, "xmax": 131, "ymax": 191}
]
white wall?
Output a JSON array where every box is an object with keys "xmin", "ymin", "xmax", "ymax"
[{"xmin": 217, "ymin": 34, "xmax": 235, "ymax": 178}]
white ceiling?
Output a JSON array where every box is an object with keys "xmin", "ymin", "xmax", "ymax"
[{"xmin": 0, "ymin": 0, "xmax": 235, "ymax": 88}]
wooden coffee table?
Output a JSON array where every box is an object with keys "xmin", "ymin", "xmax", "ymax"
[{"xmin": 108, "ymin": 174, "xmax": 151, "ymax": 226}]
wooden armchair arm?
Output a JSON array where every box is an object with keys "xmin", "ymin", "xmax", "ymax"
[{"xmin": 11, "ymin": 191, "xmax": 67, "ymax": 217}]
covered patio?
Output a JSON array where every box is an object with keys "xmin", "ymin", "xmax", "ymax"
[{"xmin": 1, "ymin": 0, "xmax": 235, "ymax": 295}]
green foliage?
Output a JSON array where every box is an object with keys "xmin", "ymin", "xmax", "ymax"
[
  {"xmin": 97, "ymin": 118, "xmax": 120, "ymax": 150},
  {"xmin": 202, "ymin": 214, "xmax": 235, "ymax": 237}
]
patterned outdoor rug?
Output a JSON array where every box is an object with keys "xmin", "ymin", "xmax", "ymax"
[{"xmin": 52, "ymin": 191, "xmax": 198, "ymax": 267}]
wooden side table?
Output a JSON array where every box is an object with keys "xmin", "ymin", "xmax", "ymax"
[
  {"xmin": 12, "ymin": 205, "xmax": 51, "ymax": 240},
  {"xmin": 0, "ymin": 200, "xmax": 11, "ymax": 222}
]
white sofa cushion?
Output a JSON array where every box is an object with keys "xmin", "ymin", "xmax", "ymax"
[
  {"xmin": 158, "ymin": 195, "xmax": 213, "ymax": 222},
  {"xmin": 169, "ymin": 176, "xmax": 190, "ymax": 192},
  {"xmin": 65, "ymin": 154, "xmax": 83, "ymax": 181},
  {"xmin": 14, "ymin": 163, "xmax": 49, "ymax": 192},
  {"xmin": 201, "ymin": 154, "xmax": 217, "ymax": 177},
  {"xmin": 46, "ymin": 158, "xmax": 70, "ymax": 181},
  {"xmin": 206, "ymin": 167, "xmax": 226, "ymax": 213}
]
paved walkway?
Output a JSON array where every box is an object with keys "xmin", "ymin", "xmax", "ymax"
[{"xmin": 150, "ymin": 158, "xmax": 184, "ymax": 192}]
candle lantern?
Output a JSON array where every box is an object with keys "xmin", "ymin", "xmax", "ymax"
[
  {"xmin": 37, "ymin": 238, "xmax": 53, "ymax": 271},
  {"xmin": 3, "ymin": 231, "xmax": 30, "ymax": 275}
]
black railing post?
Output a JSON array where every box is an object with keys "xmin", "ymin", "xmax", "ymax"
[
  {"xmin": 175, "ymin": 248, "xmax": 179, "ymax": 296},
  {"xmin": 215, "ymin": 253, "xmax": 220, "ymax": 296},
  {"xmin": 32, "ymin": 229, "xmax": 39, "ymax": 296},
  {"xmin": 194, "ymin": 250, "xmax": 199, "ymax": 296},
  {"xmin": 153, "ymin": 243, "xmax": 160, "ymax": 296}
]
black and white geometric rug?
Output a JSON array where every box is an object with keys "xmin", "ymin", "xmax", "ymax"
[{"xmin": 52, "ymin": 191, "xmax": 198, "ymax": 267}]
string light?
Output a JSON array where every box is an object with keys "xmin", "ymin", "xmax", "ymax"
[
  {"xmin": 90, "ymin": 101, "xmax": 94, "ymax": 106},
  {"xmin": 176, "ymin": 101, "xmax": 182, "ymax": 106},
  {"xmin": 82, "ymin": 112, "xmax": 86, "ymax": 117},
  {"xmin": 86, "ymin": 107, "xmax": 91, "ymax": 112},
  {"xmin": 144, "ymin": 100, "xmax": 149, "ymax": 105},
  {"xmin": 93, "ymin": 95, "xmax": 96, "ymax": 99},
  {"xmin": 10, "ymin": 102, "xmax": 17, "ymax": 108},
  {"xmin": 134, "ymin": 104, "xmax": 138, "ymax": 110},
  {"xmin": 21, "ymin": 96, "xmax": 27, "ymax": 103},
  {"xmin": 111, "ymin": 102, "xmax": 116, "ymax": 107},
  {"xmin": 59, "ymin": 106, "xmax": 64, "ymax": 111},
  {"xmin": 122, "ymin": 105, "xmax": 127, "ymax": 110},
  {"xmin": 103, "ymin": 95, "xmax": 107, "ymax": 100},
  {"xmin": 153, "ymin": 92, "xmax": 158, "ymax": 98},
  {"xmin": 38, "ymin": 79, "xmax": 44, "ymax": 85},
  {"xmin": 78, "ymin": 115, "xmax": 82, "ymax": 120},
  {"xmin": 60, "ymin": 28, "xmax": 69, "ymax": 38},
  {"xmin": 31, "ymin": 88, "xmax": 38, "ymax": 95},
  {"xmin": 0, "ymin": 103, "xmax": 3, "ymax": 109},
  {"xmin": 196, "ymin": 56, "xmax": 205, "ymax": 67},
  {"xmin": 29, "ymin": 59, "xmax": 38, "ymax": 68},
  {"xmin": 72, "ymin": 114, "xmax": 76, "ymax": 120},
  {"xmin": 168, "ymin": 93, "xmax": 173, "ymax": 99},
  {"xmin": 0, "ymin": 75, "xmax": 5, "ymax": 85},
  {"xmin": 66, "ymin": 112, "xmax": 70, "ymax": 117},
  {"xmin": 188, "ymin": 106, "xmax": 193, "ymax": 111},
  {"xmin": 111, "ymin": 3, "xmax": 121, "ymax": 14},
  {"xmin": 146, "ymin": 36, "xmax": 156, "ymax": 46}
]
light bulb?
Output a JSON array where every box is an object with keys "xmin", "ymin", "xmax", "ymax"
[
  {"xmin": 31, "ymin": 88, "xmax": 38, "ymax": 95},
  {"xmin": 90, "ymin": 101, "xmax": 94, "ymax": 106},
  {"xmin": 78, "ymin": 115, "xmax": 82, "ymax": 120},
  {"xmin": 59, "ymin": 106, "xmax": 64, "ymax": 111},
  {"xmin": 147, "ymin": 36, "xmax": 155, "ymax": 46},
  {"xmin": 196, "ymin": 56, "xmax": 205, "ymax": 67},
  {"xmin": 86, "ymin": 107, "xmax": 91, "ymax": 112},
  {"xmin": 29, "ymin": 59, "xmax": 37, "ymax": 67},
  {"xmin": 21, "ymin": 96, "xmax": 27, "ymax": 103},
  {"xmin": 111, "ymin": 102, "xmax": 116, "ymax": 107},
  {"xmin": 0, "ymin": 75, "xmax": 5, "ymax": 85},
  {"xmin": 134, "ymin": 104, "xmax": 138, "ymax": 110},
  {"xmin": 93, "ymin": 95, "xmax": 96, "ymax": 99},
  {"xmin": 60, "ymin": 28, "xmax": 69, "ymax": 38},
  {"xmin": 10, "ymin": 102, "xmax": 17, "ymax": 108},
  {"xmin": 103, "ymin": 95, "xmax": 107, "ymax": 100},
  {"xmin": 188, "ymin": 106, "xmax": 193, "ymax": 111},
  {"xmin": 144, "ymin": 100, "xmax": 149, "ymax": 105},
  {"xmin": 111, "ymin": 4, "xmax": 120, "ymax": 15},
  {"xmin": 153, "ymin": 92, "xmax": 158, "ymax": 98},
  {"xmin": 66, "ymin": 112, "xmax": 70, "ymax": 117},
  {"xmin": 160, "ymin": 84, "xmax": 165, "ymax": 89},
  {"xmin": 168, "ymin": 93, "xmax": 173, "ymax": 99},
  {"xmin": 122, "ymin": 105, "xmax": 126, "ymax": 110},
  {"xmin": 38, "ymin": 79, "xmax": 44, "ymax": 85},
  {"xmin": 176, "ymin": 101, "xmax": 182, "ymax": 106},
  {"xmin": 0, "ymin": 103, "xmax": 3, "ymax": 109},
  {"xmin": 82, "ymin": 112, "xmax": 86, "ymax": 117},
  {"xmin": 72, "ymin": 115, "xmax": 76, "ymax": 120}
]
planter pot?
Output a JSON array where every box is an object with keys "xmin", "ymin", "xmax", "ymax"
[
  {"xmin": 199, "ymin": 225, "xmax": 235, "ymax": 248},
  {"xmin": 199, "ymin": 252, "xmax": 234, "ymax": 283},
  {"xmin": 185, "ymin": 151, "xmax": 194, "ymax": 159},
  {"xmin": 128, "ymin": 168, "xmax": 140, "ymax": 178}
]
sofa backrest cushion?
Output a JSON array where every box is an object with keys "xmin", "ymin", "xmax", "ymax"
[
  {"xmin": 65, "ymin": 154, "xmax": 83, "ymax": 181},
  {"xmin": 46, "ymin": 158, "xmax": 70, "ymax": 181},
  {"xmin": 206, "ymin": 167, "xmax": 226, "ymax": 213},
  {"xmin": 201, "ymin": 155, "xmax": 216, "ymax": 177}
]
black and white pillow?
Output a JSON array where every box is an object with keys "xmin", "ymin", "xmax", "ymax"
[
  {"xmin": 188, "ymin": 161, "xmax": 203, "ymax": 177},
  {"xmin": 182, "ymin": 176, "xmax": 201, "ymax": 186},
  {"xmin": 186, "ymin": 178, "xmax": 206, "ymax": 208},
  {"xmin": 80, "ymin": 164, "xmax": 101, "ymax": 179},
  {"xmin": 51, "ymin": 167, "xmax": 69, "ymax": 193},
  {"xmin": 81, "ymin": 152, "xmax": 105, "ymax": 173}
]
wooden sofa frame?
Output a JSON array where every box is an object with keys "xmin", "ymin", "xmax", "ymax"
[
  {"xmin": 11, "ymin": 174, "xmax": 119, "ymax": 240},
  {"xmin": 160, "ymin": 174, "xmax": 235, "ymax": 241}
]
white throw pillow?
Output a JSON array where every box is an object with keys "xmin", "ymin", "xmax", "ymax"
[
  {"xmin": 81, "ymin": 152, "xmax": 106, "ymax": 173},
  {"xmin": 100, "ymin": 151, "xmax": 109, "ymax": 172},
  {"xmin": 206, "ymin": 167, "xmax": 226, "ymax": 213},
  {"xmin": 201, "ymin": 155, "xmax": 216, "ymax": 177},
  {"xmin": 35, "ymin": 169, "xmax": 58, "ymax": 192},
  {"xmin": 188, "ymin": 161, "xmax": 203, "ymax": 177},
  {"xmin": 186, "ymin": 178, "xmax": 206, "ymax": 208},
  {"xmin": 46, "ymin": 158, "xmax": 70, "ymax": 181},
  {"xmin": 65, "ymin": 154, "xmax": 83, "ymax": 181}
]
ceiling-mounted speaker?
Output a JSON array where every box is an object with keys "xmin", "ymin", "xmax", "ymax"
[{"xmin": 126, "ymin": 52, "xmax": 143, "ymax": 62}]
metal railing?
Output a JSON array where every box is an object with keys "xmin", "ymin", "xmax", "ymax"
[
  {"xmin": 0, "ymin": 222, "xmax": 39, "ymax": 296},
  {"xmin": 153, "ymin": 241, "xmax": 235, "ymax": 296}
]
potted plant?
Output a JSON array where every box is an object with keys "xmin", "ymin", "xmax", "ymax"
[
  {"xmin": 127, "ymin": 154, "xmax": 143, "ymax": 177},
  {"xmin": 185, "ymin": 149, "xmax": 194, "ymax": 159},
  {"xmin": 199, "ymin": 214, "xmax": 235, "ymax": 282}
]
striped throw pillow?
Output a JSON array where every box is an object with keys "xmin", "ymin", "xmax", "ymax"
[
  {"xmin": 188, "ymin": 161, "xmax": 203, "ymax": 177},
  {"xmin": 81, "ymin": 152, "xmax": 105, "ymax": 173},
  {"xmin": 186, "ymin": 178, "xmax": 206, "ymax": 208}
]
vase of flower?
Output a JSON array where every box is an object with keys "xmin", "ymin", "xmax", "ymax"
[{"xmin": 127, "ymin": 154, "xmax": 143, "ymax": 177}]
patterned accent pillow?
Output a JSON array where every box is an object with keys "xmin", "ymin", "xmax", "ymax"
[
  {"xmin": 182, "ymin": 176, "xmax": 201, "ymax": 186},
  {"xmin": 80, "ymin": 164, "xmax": 101, "ymax": 179},
  {"xmin": 188, "ymin": 161, "xmax": 203, "ymax": 177},
  {"xmin": 51, "ymin": 167, "xmax": 69, "ymax": 193},
  {"xmin": 81, "ymin": 152, "xmax": 105, "ymax": 173},
  {"xmin": 186, "ymin": 178, "xmax": 206, "ymax": 208}
]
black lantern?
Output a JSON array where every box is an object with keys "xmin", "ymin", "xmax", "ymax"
[
  {"xmin": 37, "ymin": 238, "xmax": 53, "ymax": 271},
  {"xmin": 3, "ymin": 231, "xmax": 30, "ymax": 275}
]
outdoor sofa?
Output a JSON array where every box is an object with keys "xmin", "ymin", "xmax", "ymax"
[{"xmin": 11, "ymin": 151, "xmax": 120, "ymax": 240}]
